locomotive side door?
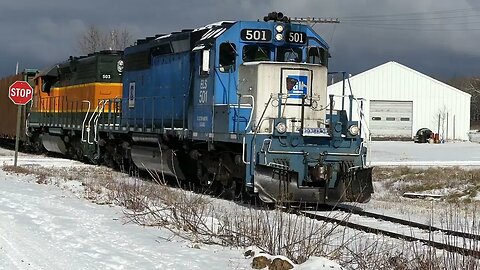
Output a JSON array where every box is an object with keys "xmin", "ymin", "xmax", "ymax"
[{"xmin": 190, "ymin": 49, "xmax": 215, "ymax": 138}]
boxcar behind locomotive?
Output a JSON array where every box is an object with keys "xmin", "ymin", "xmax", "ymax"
[{"xmin": 0, "ymin": 70, "xmax": 37, "ymax": 142}]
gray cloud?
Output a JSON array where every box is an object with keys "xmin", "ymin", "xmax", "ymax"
[{"xmin": 1, "ymin": 0, "xmax": 479, "ymax": 79}]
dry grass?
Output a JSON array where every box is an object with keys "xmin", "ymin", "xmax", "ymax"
[
  {"xmin": 373, "ymin": 166, "xmax": 480, "ymax": 201},
  {"xmin": 3, "ymin": 164, "xmax": 51, "ymax": 184}
]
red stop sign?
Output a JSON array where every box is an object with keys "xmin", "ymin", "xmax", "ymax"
[{"xmin": 9, "ymin": 81, "xmax": 33, "ymax": 105}]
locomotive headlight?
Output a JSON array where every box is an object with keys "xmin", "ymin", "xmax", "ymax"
[
  {"xmin": 117, "ymin": 60, "xmax": 124, "ymax": 73},
  {"xmin": 275, "ymin": 33, "xmax": 284, "ymax": 41},
  {"xmin": 348, "ymin": 125, "xmax": 360, "ymax": 136},
  {"xmin": 275, "ymin": 24, "xmax": 284, "ymax": 33},
  {"xmin": 275, "ymin": 122, "xmax": 287, "ymax": 134}
]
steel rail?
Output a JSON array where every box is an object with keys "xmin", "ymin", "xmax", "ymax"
[
  {"xmin": 298, "ymin": 209, "xmax": 480, "ymax": 259},
  {"xmin": 335, "ymin": 205, "xmax": 480, "ymax": 241}
]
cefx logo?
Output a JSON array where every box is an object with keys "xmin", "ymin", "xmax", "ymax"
[{"xmin": 286, "ymin": 75, "xmax": 308, "ymax": 99}]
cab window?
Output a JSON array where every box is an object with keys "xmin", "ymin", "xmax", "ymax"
[
  {"xmin": 277, "ymin": 47, "xmax": 302, "ymax": 62},
  {"xmin": 308, "ymin": 47, "xmax": 328, "ymax": 66},
  {"xmin": 219, "ymin": 42, "xmax": 236, "ymax": 73},
  {"xmin": 242, "ymin": 45, "xmax": 271, "ymax": 62}
]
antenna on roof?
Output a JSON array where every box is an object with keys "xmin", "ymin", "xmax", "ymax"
[{"xmin": 290, "ymin": 17, "xmax": 340, "ymax": 26}]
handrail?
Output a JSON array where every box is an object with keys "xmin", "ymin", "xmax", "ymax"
[
  {"xmin": 242, "ymin": 136, "xmax": 250, "ymax": 165},
  {"xmin": 86, "ymin": 101, "xmax": 102, "ymax": 145},
  {"xmin": 94, "ymin": 100, "xmax": 108, "ymax": 143},
  {"xmin": 239, "ymin": 94, "xmax": 255, "ymax": 132},
  {"xmin": 254, "ymin": 96, "xmax": 273, "ymax": 133},
  {"xmin": 240, "ymin": 96, "xmax": 273, "ymax": 169},
  {"xmin": 81, "ymin": 101, "xmax": 91, "ymax": 143},
  {"xmin": 265, "ymin": 138, "xmax": 304, "ymax": 155}
]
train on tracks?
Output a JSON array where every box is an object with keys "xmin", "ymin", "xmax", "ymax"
[{"xmin": 0, "ymin": 12, "xmax": 373, "ymax": 204}]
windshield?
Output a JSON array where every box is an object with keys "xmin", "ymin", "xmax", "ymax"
[
  {"xmin": 307, "ymin": 47, "xmax": 328, "ymax": 66},
  {"xmin": 276, "ymin": 47, "xmax": 302, "ymax": 62},
  {"xmin": 242, "ymin": 45, "xmax": 271, "ymax": 62}
]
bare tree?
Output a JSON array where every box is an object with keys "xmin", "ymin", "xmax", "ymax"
[
  {"xmin": 111, "ymin": 27, "xmax": 133, "ymax": 51},
  {"xmin": 77, "ymin": 25, "xmax": 104, "ymax": 54},
  {"xmin": 433, "ymin": 105, "xmax": 448, "ymax": 141},
  {"xmin": 77, "ymin": 25, "xmax": 133, "ymax": 54},
  {"xmin": 447, "ymin": 77, "xmax": 480, "ymax": 129}
]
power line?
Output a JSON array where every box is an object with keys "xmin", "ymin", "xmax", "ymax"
[
  {"xmin": 330, "ymin": 7, "xmax": 480, "ymax": 32},
  {"xmin": 338, "ymin": 8, "xmax": 479, "ymax": 20},
  {"xmin": 301, "ymin": 9, "xmax": 480, "ymax": 32},
  {"xmin": 346, "ymin": 19, "xmax": 480, "ymax": 26},
  {"xmin": 345, "ymin": 23, "xmax": 480, "ymax": 32},
  {"xmin": 341, "ymin": 13, "xmax": 480, "ymax": 23}
]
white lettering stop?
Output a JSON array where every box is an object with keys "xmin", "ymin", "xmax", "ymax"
[{"xmin": 10, "ymin": 88, "xmax": 32, "ymax": 98}]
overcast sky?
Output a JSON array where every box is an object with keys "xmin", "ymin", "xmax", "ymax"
[{"xmin": 2, "ymin": 0, "xmax": 480, "ymax": 80}]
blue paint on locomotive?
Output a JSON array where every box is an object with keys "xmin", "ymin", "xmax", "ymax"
[
  {"xmin": 121, "ymin": 20, "xmax": 330, "ymax": 134},
  {"xmin": 122, "ymin": 39, "xmax": 194, "ymax": 129}
]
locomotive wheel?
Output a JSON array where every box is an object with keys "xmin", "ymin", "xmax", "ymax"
[
  {"xmin": 220, "ymin": 179, "xmax": 236, "ymax": 200},
  {"xmin": 102, "ymin": 149, "xmax": 117, "ymax": 169}
]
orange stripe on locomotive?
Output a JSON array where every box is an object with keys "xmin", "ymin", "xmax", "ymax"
[
  {"xmin": 32, "ymin": 81, "xmax": 122, "ymax": 113},
  {"xmin": 31, "ymin": 51, "xmax": 123, "ymax": 116}
]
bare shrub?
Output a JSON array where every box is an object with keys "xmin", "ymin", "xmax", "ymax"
[
  {"xmin": 116, "ymin": 168, "xmax": 480, "ymax": 269},
  {"xmin": 122, "ymin": 174, "xmax": 350, "ymax": 264}
]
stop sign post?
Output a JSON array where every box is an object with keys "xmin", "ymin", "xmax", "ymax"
[{"xmin": 9, "ymin": 81, "xmax": 34, "ymax": 167}]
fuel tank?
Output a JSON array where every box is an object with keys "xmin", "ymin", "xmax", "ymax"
[
  {"xmin": 41, "ymin": 134, "xmax": 67, "ymax": 154},
  {"xmin": 130, "ymin": 144, "xmax": 186, "ymax": 179}
]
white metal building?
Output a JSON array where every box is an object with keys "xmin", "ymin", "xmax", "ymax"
[{"xmin": 327, "ymin": 61, "xmax": 471, "ymax": 140}]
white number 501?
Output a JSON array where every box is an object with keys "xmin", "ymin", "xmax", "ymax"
[{"xmin": 199, "ymin": 90, "xmax": 208, "ymax": 104}]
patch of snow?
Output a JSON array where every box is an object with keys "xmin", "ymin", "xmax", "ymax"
[
  {"xmin": 296, "ymin": 256, "xmax": 343, "ymax": 270},
  {"xmin": 367, "ymin": 141, "xmax": 480, "ymax": 167}
]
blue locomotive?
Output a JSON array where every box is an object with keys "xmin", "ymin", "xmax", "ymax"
[{"xmin": 30, "ymin": 12, "xmax": 373, "ymax": 204}]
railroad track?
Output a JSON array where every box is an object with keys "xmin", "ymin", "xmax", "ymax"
[
  {"xmin": 294, "ymin": 205, "xmax": 480, "ymax": 259},
  {"xmin": 335, "ymin": 204, "xmax": 480, "ymax": 242}
]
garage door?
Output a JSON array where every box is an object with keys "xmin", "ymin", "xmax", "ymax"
[{"xmin": 369, "ymin": 100, "xmax": 413, "ymax": 138}]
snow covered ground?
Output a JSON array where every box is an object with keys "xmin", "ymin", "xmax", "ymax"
[
  {"xmin": 357, "ymin": 140, "xmax": 480, "ymax": 230},
  {"xmin": 367, "ymin": 140, "xmax": 480, "ymax": 167},
  {"xmin": 0, "ymin": 141, "xmax": 479, "ymax": 269},
  {"xmin": 0, "ymin": 164, "xmax": 249, "ymax": 270}
]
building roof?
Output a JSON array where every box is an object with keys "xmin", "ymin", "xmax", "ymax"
[{"xmin": 331, "ymin": 61, "xmax": 471, "ymax": 98}]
